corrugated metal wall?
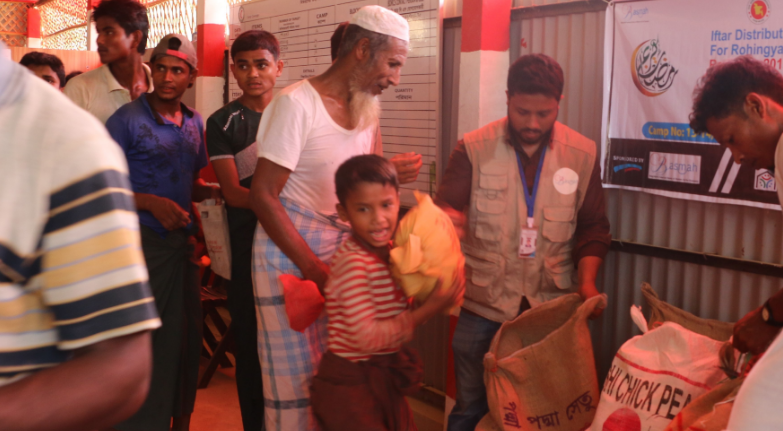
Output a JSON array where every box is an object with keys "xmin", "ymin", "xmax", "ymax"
[
  {"xmin": 442, "ymin": 0, "xmax": 592, "ymax": 17},
  {"xmin": 595, "ymin": 190, "xmax": 783, "ymax": 377},
  {"xmin": 510, "ymin": 7, "xmax": 605, "ymax": 144},
  {"xmin": 432, "ymin": 1, "xmax": 783, "ymax": 385},
  {"xmin": 409, "ymin": 314, "xmax": 450, "ymax": 394},
  {"xmin": 513, "ymin": 0, "xmax": 593, "ymax": 7},
  {"xmin": 440, "ymin": 21, "xmax": 462, "ymax": 176},
  {"xmin": 406, "ymin": 21, "xmax": 464, "ymax": 396}
]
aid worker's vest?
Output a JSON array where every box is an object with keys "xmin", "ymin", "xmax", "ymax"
[{"xmin": 461, "ymin": 118, "xmax": 596, "ymax": 322}]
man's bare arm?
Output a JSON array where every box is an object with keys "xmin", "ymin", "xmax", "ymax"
[
  {"xmin": 191, "ymin": 178, "xmax": 222, "ymax": 204},
  {"xmin": 0, "ymin": 331, "xmax": 153, "ymax": 431},
  {"xmin": 249, "ymin": 158, "xmax": 330, "ymax": 290},
  {"xmin": 212, "ymin": 159, "xmax": 250, "ymax": 209},
  {"xmin": 578, "ymin": 256, "xmax": 605, "ymax": 318}
]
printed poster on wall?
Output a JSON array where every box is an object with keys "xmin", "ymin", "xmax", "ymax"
[{"xmin": 604, "ymin": 0, "xmax": 781, "ymax": 210}]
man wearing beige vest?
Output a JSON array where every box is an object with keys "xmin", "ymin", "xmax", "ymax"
[{"xmin": 437, "ymin": 54, "xmax": 611, "ymax": 431}]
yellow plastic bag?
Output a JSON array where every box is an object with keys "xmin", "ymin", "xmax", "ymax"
[{"xmin": 390, "ymin": 191, "xmax": 464, "ymax": 305}]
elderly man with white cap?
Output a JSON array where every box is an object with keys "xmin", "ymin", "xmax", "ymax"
[{"xmin": 248, "ymin": 5, "xmax": 418, "ymax": 431}]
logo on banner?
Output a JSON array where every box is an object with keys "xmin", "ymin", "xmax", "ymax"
[
  {"xmin": 648, "ymin": 152, "xmax": 701, "ymax": 184},
  {"xmin": 631, "ymin": 39, "xmax": 678, "ymax": 97},
  {"xmin": 620, "ymin": 4, "xmax": 649, "ymax": 23},
  {"xmin": 239, "ymin": 6, "xmax": 245, "ymax": 22},
  {"xmin": 612, "ymin": 156, "xmax": 644, "ymax": 173},
  {"xmin": 748, "ymin": 0, "xmax": 771, "ymax": 24},
  {"xmin": 710, "ymin": 149, "xmax": 741, "ymax": 194},
  {"xmin": 614, "ymin": 164, "xmax": 643, "ymax": 173},
  {"xmin": 755, "ymin": 169, "xmax": 777, "ymax": 191}
]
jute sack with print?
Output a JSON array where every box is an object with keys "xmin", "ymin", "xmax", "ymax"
[
  {"xmin": 477, "ymin": 293, "xmax": 607, "ymax": 431},
  {"xmin": 642, "ymin": 283, "xmax": 733, "ymax": 341},
  {"xmin": 663, "ymin": 376, "xmax": 743, "ymax": 431}
]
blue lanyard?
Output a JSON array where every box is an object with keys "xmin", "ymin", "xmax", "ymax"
[{"xmin": 516, "ymin": 145, "xmax": 547, "ymax": 224}]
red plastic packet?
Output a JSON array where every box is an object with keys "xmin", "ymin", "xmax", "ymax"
[{"xmin": 278, "ymin": 274, "xmax": 325, "ymax": 333}]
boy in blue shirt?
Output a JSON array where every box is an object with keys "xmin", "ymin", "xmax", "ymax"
[{"xmin": 106, "ymin": 34, "xmax": 220, "ymax": 431}]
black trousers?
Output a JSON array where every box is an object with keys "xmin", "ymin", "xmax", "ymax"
[
  {"xmin": 227, "ymin": 220, "xmax": 265, "ymax": 431},
  {"xmin": 117, "ymin": 226, "xmax": 202, "ymax": 431}
]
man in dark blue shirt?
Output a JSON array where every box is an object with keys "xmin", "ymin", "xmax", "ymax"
[{"xmin": 106, "ymin": 33, "xmax": 220, "ymax": 431}]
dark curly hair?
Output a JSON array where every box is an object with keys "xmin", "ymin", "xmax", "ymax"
[
  {"xmin": 335, "ymin": 155, "xmax": 399, "ymax": 206},
  {"xmin": 507, "ymin": 54, "xmax": 564, "ymax": 100},
  {"xmin": 231, "ymin": 30, "xmax": 280, "ymax": 61},
  {"xmin": 690, "ymin": 56, "xmax": 783, "ymax": 133},
  {"xmin": 19, "ymin": 52, "xmax": 65, "ymax": 88},
  {"xmin": 92, "ymin": 0, "xmax": 149, "ymax": 54}
]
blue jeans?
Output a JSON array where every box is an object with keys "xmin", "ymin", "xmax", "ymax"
[{"xmin": 447, "ymin": 311, "xmax": 503, "ymax": 431}]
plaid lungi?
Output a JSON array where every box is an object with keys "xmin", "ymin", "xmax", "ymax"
[{"xmin": 252, "ymin": 198, "xmax": 350, "ymax": 431}]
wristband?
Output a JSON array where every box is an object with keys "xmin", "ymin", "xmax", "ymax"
[{"xmin": 762, "ymin": 300, "xmax": 783, "ymax": 327}]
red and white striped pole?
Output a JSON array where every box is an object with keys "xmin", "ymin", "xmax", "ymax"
[
  {"xmin": 27, "ymin": 7, "xmax": 41, "ymax": 48},
  {"xmin": 195, "ymin": 0, "xmax": 226, "ymax": 118},
  {"xmin": 456, "ymin": 0, "xmax": 512, "ymax": 139}
]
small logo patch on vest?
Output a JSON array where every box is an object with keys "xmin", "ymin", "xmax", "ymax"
[{"xmin": 553, "ymin": 168, "xmax": 579, "ymax": 195}]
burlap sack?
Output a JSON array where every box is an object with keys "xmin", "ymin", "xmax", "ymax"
[
  {"xmin": 478, "ymin": 293, "xmax": 607, "ymax": 431},
  {"xmin": 663, "ymin": 377, "xmax": 743, "ymax": 431},
  {"xmin": 642, "ymin": 283, "xmax": 733, "ymax": 341}
]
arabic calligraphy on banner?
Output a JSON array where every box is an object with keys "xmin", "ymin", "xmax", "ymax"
[{"xmin": 631, "ymin": 38, "xmax": 678, "ymax": 96}]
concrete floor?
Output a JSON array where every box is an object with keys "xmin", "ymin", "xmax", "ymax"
[
  {"xmin": 190, "ymin": 364, "xmax": 445, "ymax": 431},
  {"xmin": 190, "ymin": 366, "xmax": 244, "ymax": 431},
  {"xmin": 193, "ymin": 306, "xmax": 445, "ymax": 431}
]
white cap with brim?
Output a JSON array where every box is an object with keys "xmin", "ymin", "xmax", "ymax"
[{"xmin": 349, "ymin": 5, "xmax": 410, "ymax": 43}]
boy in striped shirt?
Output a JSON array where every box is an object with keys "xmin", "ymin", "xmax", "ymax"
[{"xmin": 311, "ymin": 155, "xmax": 462, "ymax": 431}]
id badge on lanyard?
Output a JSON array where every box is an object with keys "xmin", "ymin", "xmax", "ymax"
[{"xmin": 517, "ymin": 146, "xmax": 546, "ymax": 259}]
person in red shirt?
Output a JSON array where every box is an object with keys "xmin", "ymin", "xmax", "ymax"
[{"xmin": 311, "ymin": 155, "xmax": 462, "ymax": 431}]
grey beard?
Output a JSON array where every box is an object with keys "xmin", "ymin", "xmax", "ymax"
[{"xmin": 348, "ymin": 72, "xmax": 380, "ymax": 130}]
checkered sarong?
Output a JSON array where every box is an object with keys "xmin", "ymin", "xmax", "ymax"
[{"xmin": 252, "ymin": 198, "xmax": 350, "ymax": 431}]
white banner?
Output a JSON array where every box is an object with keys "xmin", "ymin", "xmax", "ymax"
[{"xmin": 604, "ymin": 0, "xmax": 781, "ymax": 209}]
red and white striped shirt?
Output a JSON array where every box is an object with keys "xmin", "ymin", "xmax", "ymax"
[{"xmin": 325, "ymin": 236, "xmax": 413, "ymax": 362}]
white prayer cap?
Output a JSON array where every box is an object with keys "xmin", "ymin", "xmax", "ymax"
[{"xmin": 349, "ymin": 5, "xmax": 409, "ymax": 43}]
